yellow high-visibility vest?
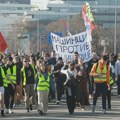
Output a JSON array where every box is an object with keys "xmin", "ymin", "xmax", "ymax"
[
  {"xmin": 94, "ymin": 63, "xmax": 107, "ymax": 83},
  {"xmin": 21, "ymin": 64, "xmax": 35, "ymax": 86},
  {"xmin": 37, "ymin": 73, "xmax": 50, "ymax": 92},
  {"xmin": 0, "ymin": 66, "xmax": 7, "ymax": 87},
  {"xmin": 110, "ymin": 76, "xmax": 114, "ymax": 85},
  {"xmin": 6, "ymin": 65, "xmax": 17, "ymax": 84}
]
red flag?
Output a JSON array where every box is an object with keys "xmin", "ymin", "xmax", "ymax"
[
  {"xmin": 82, "ymin": 5, "xmax": 86, "ymax": 19},
  {"xmin": 0, "ymin": 32, "xmax": 8, "ymax": 53},
  {"xmin": 90, "ymin": 22, "xmax": 95, "ymax": 31}
]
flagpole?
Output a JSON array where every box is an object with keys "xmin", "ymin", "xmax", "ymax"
[
  {"xmin": 67, "ymin": 0, "xmax": 69, "ymax": 34},
  {"xmin": 15, "ymin": 30, "xmax": 17, "ymax": 53}
]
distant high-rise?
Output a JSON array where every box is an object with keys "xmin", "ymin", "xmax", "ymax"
[
  {"xmin": 31, "ymin": 0, "xmax": 49, "ymax": 10},
  {"xmin": 0, "ymin": 0, "xmax": 30, "ymax": 4}
]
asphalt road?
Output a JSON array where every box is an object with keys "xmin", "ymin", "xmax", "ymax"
[{"xmin": 0, "ymin": 89, "xmax": 120, "ymax": 120}]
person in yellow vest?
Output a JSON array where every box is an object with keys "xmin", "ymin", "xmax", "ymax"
[
  {"xmin": 4, "ymin": 56, "xmax": 17, "ymax": 114},
  {"xmin": 0, "ymin": 55, "xmax": 7, "ymax": 117},
  {"xmin": 36, "ymin": 62, "xmax": 51, "ymax": 115},
  {"xmin": 90, "ymin": 55, "xmax": 110, "ymax": 114},
  {"xmin": 106, "ymin": 66, "xmax": 115, "ymax": 110},
  {"xmin": 29, "ymin": 54, "xmax": 37, "ymax": 105},
  {"xmin": 21, "ymin": 57, "xmax": 36, "ymax": 112},
  {"xmin": 13, "ymin": 55, "xmax": 22, "ymax": 107}
]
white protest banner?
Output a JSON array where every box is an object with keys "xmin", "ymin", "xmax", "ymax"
[{"xmin": 51, "ymin": 31, "xmax": 92, "ymax": 63}]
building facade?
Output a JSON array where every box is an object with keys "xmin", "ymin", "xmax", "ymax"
[
  {"xmin": 47, "ymin": 0, "xmax": 120, "ymax": 28},
  {"xmin": 0, "ymin": 0, "xmax": 119, "ymax": 29},
  {"xmin": 0, "ymin": 0, "xmax": 30, "ymax": 4}
]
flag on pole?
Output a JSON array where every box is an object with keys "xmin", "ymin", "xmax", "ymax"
[
  {"xmin": 85, "ymin": 2, "xmax": 94, "ymax": 22},
  {"xmin": 82, "ymin": 2, "xmax": 95, "ymax": 41},
  {"xmin": 82, "ymin": 2, "xmax": 95, "ymax": 32},
  {"xmin": 0, "ymin": 32, "xmax": 8, "ymax": 53},
  {"xmin": 85, "ymin": 17, "xmax": 95, "ymax": 31},
  {"xmin": 48, "ymin": 32, "xmax": 63, "ymax": 44}
]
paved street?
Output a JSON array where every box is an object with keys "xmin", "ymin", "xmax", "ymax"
[{"xmin": 1, "ymin": 89, "xmax": 120, "ymax": 120}]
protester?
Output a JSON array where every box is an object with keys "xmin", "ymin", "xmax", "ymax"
[
  {"xmin": 52, "ymin": 57, "xmax": 66, "ymax": 105},
  {"xmin": 4, "ymin": 56, "xmax": 17, "ymax": 114},
  {"xmin": 109, "ymin": 54, "xmax": 117, "ymax": 82},
  {"xmin": 115, "ymin": 53, "xmax": 120, "ymax": 96},
  {"xmin": 61, "ymin": 62, "xmax": 77, "ymax": 114},
  {"xmin": 13, "ymin": 55, "xmax": 22, "ymax": 106},
  {"xmin": 35, "ymin": 62, "xmax": 52, "ymax": 115},
  {"xmin": 0, "ymin": 55, "xmax": 7, "ymax": 117},
  {"xmin": 21, "ymin": 57, "xmax": 36, "ymax": 112},
  {"xmin": 50, "ymin": 51, "xmax": 57, "ymax": 66},
  {"xmin": 87, "ymin": 52, "xmax": 99, "ymax": 98},
  {"xmin": 73, "ymin": 52, "xmax": 79, "ymax": 65},
  {"xmin": 106, "ymin": 67, "xmax": 114, "ymax": 110},
  {"xmin": 90, "ymin": 55, "xmax": 110, "ymax": 114},
  {"xmin": 76, "ymin": 58, "xmax": 90, "ymax": 110}
]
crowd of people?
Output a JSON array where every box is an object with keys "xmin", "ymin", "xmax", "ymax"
[{"xmin": 0, "ymin": 50, "xmax": 119, "ymax": 117}]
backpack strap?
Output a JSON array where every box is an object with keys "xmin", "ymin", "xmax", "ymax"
[{"xmin": 95, "ymin": 62, "xmax": 99, "ymax": 72}]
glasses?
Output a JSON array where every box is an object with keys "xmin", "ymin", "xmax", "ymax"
[{"xmin": 24, "ymin": 61, "xmax": 28, "ymax": 63}]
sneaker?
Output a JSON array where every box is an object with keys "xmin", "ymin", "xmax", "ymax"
[
  {"xmin": 5, "ymin": 109, "xmax": 9, "ymax": 114},
  {"xmin": 89, "ymin": 95, "xmax": 92, "ymax": 99},
  {"xmin": 81, "ymin": 106, "xmax": 85, "ymax": 111},
  {"xmin": 102, "ymin": 109, "xmax": 106, "ymax": 114},
  {"xmin": 39, "ymin": 110, "xmax": 43, "ymax": 115},
  {"xmin": 9, "ymin": 109, "xmax": 14, "ymax": 114},
  {"xmin": 92, "ymin": 105, "xmax": 96, "ymax": 113}
]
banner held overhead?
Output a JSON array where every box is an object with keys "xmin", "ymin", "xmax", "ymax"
[{"xmin": 51, "ymin": 31, "xmax": 92, "ymax": 63}]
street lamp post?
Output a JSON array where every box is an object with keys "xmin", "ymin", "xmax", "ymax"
[
  {"xmin": 37, "ymin": 20, "xmax": 40, "ymax": 53},
  {"xmin": 23, "ymin": 18, "xmax": 40, "ymax": 53},
  {"xmin": 114, "ymin": 0, "xmax": 117, "ymax": 54}
]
